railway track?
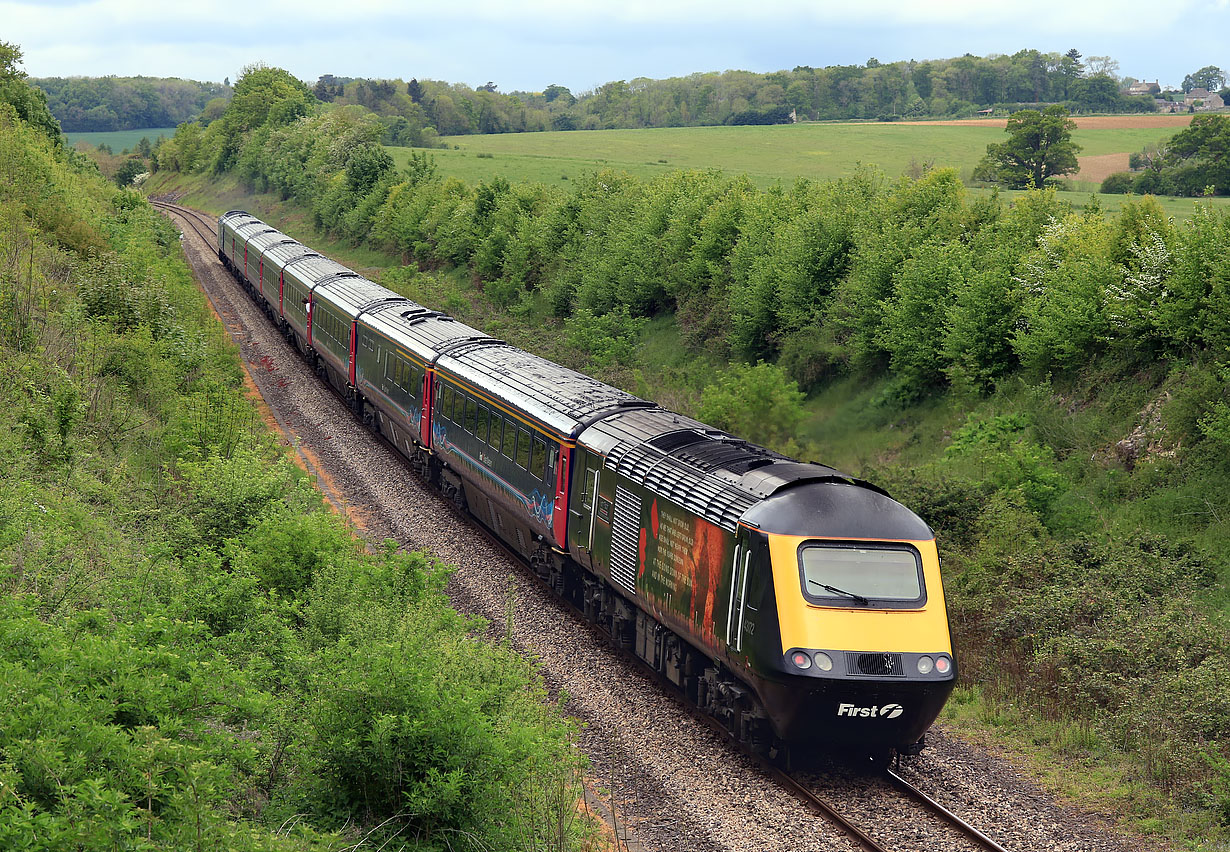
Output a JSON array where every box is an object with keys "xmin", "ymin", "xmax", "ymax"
[{"xmin": 150, "ymin": 196, "xmax": 1072, "ymax": 852}]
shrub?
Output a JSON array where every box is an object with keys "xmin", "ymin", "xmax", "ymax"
[
  {"xmin": 1013, "ymin": 214, "xmax": 1118, "ymax": 374},
  {"xmin": 1100, "ymin": 171, "xmax": 1135, "ymax": 194},
  {"xmin": 697, "ymin": 361, "xmax": 805, "ymax": 453}
]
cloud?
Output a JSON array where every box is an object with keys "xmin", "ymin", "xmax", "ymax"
[{"xmin": 2, "ymin": 0, "xmax": 1225, "ymax": 91}]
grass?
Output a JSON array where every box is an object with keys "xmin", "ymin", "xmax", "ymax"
[
  {"xmin": 65, "ymin": 126, "xmax": 178, "ymax": 152},
  {"xmin": 429, "ymin": 123, "xmax": 1181, "ymax": 183},
  {"xmin": 937, "ymin": 687, "xmax": 1200, "ymax": 845},
  {"xmin": 390, "ymin": 121, "xmax": 1230, "ymax": 219}
]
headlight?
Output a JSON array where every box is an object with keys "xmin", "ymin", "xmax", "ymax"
[
  {"xmin": 917, "ymin": 655, "xmax": 934, "ymax": 675},
  {"xmin": 790, "ymin": 650, "xmax": 812, "ymax": 669},
  {"xmin": 813, "ymin": 651, "xmax": 833, "ymax": 672},
  {"xmin": 935, "ymin": 655, "xmax": 952, "ymax": 675}
]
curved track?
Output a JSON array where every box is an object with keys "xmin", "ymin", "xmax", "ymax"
[{"xmin": 152, "ymin": 197, "xmax": 1152, "ymax": 852}]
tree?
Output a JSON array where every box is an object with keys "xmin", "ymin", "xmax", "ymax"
[
  {"xmin": 543, "ymin": 84, "xmax": 574, "ymax": 105},
  {"xmin": 973, "ymin": 106, "xmax": 1082, "ymax": 188},
  {"xmin": 1182, "ymin": 65, "xmax": 1226, "ymax": 93},
  {"xmin": 1161, "ymin": 113, "xmax": 1230, "ymax": 194},
  {"xmin": 406, "ymin": 78, "xmax": 423, "ymax": 103},
  {"xmin": 1058, "ymin": 48, "xmax": 1084, "ymax": 98},
  {"xmin": 696, "ymin": 361, "xmax": 806, "ymax": 452},
  {"xmin": 0, "ymin": 40, "xmax": 61, "ymax": 141},
  {"xmin": 1085, "ymin": 55, "xmax": 1120, "ymax": 78},
  {"xmin": 1072, "ymin": 74, "xmax": 1122, "ymax": 112},
  {"xmin": 114, "ymin": 157, "xmax": 145, "ymax": 186}
]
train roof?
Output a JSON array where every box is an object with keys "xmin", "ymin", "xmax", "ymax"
[
  {"xmin": 262, "ymin": 240, "xmax": 318, "ymax": 270},
  {"xmin": 283, "ymin": 254, "xmax": 358, "ymax": 287},
  {"xmin": 437, "ymin": 341, "xmax": 651, "ymax": 438},
  {"xmin": 219, "ymin": 210, "xmax": 260, "ymax": 233},
  {"xmin": 315, "ymin": 276, "xmax": 407, "ymax": 320},
  {"xmin": 361, "ymin": 307, "xmax": 492, "ymax": 365},
  {"xmin": 741, "ymin": 479, "xmax": 932, "ymax": 540},
  {"xmin": 220, "ymin": 210, "xmax": 258, "ymax": 227},
  {"xmin": 233, "ymin": 221, "xmax": 276, "ymax": 243},
  {"xmin": 578, "ymin": 407, "xmax": 919, "ymax": 534},
  {"xmin": 247, "ymin": 230, "xmax": 296, "ymax": 255}
]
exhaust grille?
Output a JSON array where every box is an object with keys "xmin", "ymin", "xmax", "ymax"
[
  {"xmin": 847, "ymin": 652, "xmax": 905, "ymax": 677},
  {"xmin": 609, "ymin": 486, "xmax": 640, "ymax": 595}
]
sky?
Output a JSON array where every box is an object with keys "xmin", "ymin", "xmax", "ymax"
[{"xmin": 2, "ymin": 0, "xmax": 1228, "ymax": 93}]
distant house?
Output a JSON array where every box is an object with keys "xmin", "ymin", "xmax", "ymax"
[
  {"xmin": 1127, "ymin": 81, "xmax": 1161, "ymax": 97},
  {"xmin": 976, "ymin": 107, "xmax": 994, "ymax": 116},
  {"xmin": 1184, "ymin": 88, "xmax": 1225, "ymax": 109}
]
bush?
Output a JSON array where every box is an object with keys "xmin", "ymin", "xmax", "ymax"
[
  {"xmin": 697, "ymin": 361, "xmax": 805, "ymax": 453},
  {"xmin": 1101, "ymin": 171, "xmax": 1135, "ymax": 194},
  {"xmin": 563, "ymin": 306, "xmax": 645, "ymax": 368},
  {"xmin": 1133, "ymin": 169, "xmax": 1174, "ymax": 196},
  {"xmin": 778, "ymin": 328, "xmax": 846, "ymax": 392},
  {"xmin": 1013, "ymin": 213, "xmax": 1118, "ymax": 374}
]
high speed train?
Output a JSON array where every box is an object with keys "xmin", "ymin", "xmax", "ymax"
[{"xmin": 218, "ymin": 210, "xmax": 957, "ymax": 761}]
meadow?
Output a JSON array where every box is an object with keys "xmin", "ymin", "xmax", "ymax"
[
  {"xmin": 65, "ymin": 125, "xmax": 178, "ymax": 152},
  {"xmin": 389, "ymin": 116, "xmax": 1228, "ymax": 217}
]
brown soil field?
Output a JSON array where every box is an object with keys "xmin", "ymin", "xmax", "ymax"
[
  {"xmin": 909, "ymin": 115, "xmax": 1194, "ymax": 129},
  {"xmin": 1076, "ymin": 152, "xmax": 1132, "ymax": 182}
]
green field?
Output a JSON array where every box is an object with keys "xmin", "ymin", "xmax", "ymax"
[
  {"xmin": 64, "ymin": 126, "xmax": 177, "ymax": 152},
  {"xmin": 389, "ymin": 121, "xmax": 1228, "ymax": 218}
]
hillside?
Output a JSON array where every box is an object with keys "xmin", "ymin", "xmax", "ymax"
[{"xmin": 0, "ymin": 67, "xmax": 588, "ymax": 852}]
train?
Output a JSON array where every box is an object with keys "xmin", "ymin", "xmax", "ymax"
[{"xmin": 217, "ymin": 210, "xmax": 958, "ymax": 762}]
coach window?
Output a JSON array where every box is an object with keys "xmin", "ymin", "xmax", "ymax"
[
  {"xmin": 502, "ymin": 419, "xmax": 516, "ymax": 458},
  {"xmin": 461, "ymin": 396, "xmax": 476, "ymax": 434},
  {"xmin": 516, "ymin": 428, "xmax": 532, "ymax": 469},
  {"xmin": 476, "ymin": 405, "xmax": 490, "ymax": 444},
  {"xmin": 530, "ymin": 437, "xmax": 548, "ymax": 481},
  {"xmin": 441, "ymin": 386, "xmax": 456, "ymax": 421},
  {"xmin": 489, "ymin": 415, "xmax": 503, "ymax": 449}
]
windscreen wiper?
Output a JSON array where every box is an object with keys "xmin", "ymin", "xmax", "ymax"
[{"xmin": 808, "ymin": 579, "xmax": 870, "ymax": 605}]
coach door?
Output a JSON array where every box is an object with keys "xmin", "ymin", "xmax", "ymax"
[{"xmin": 569, "ymin": 448, "xmax": 602, "ymax": 570}]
